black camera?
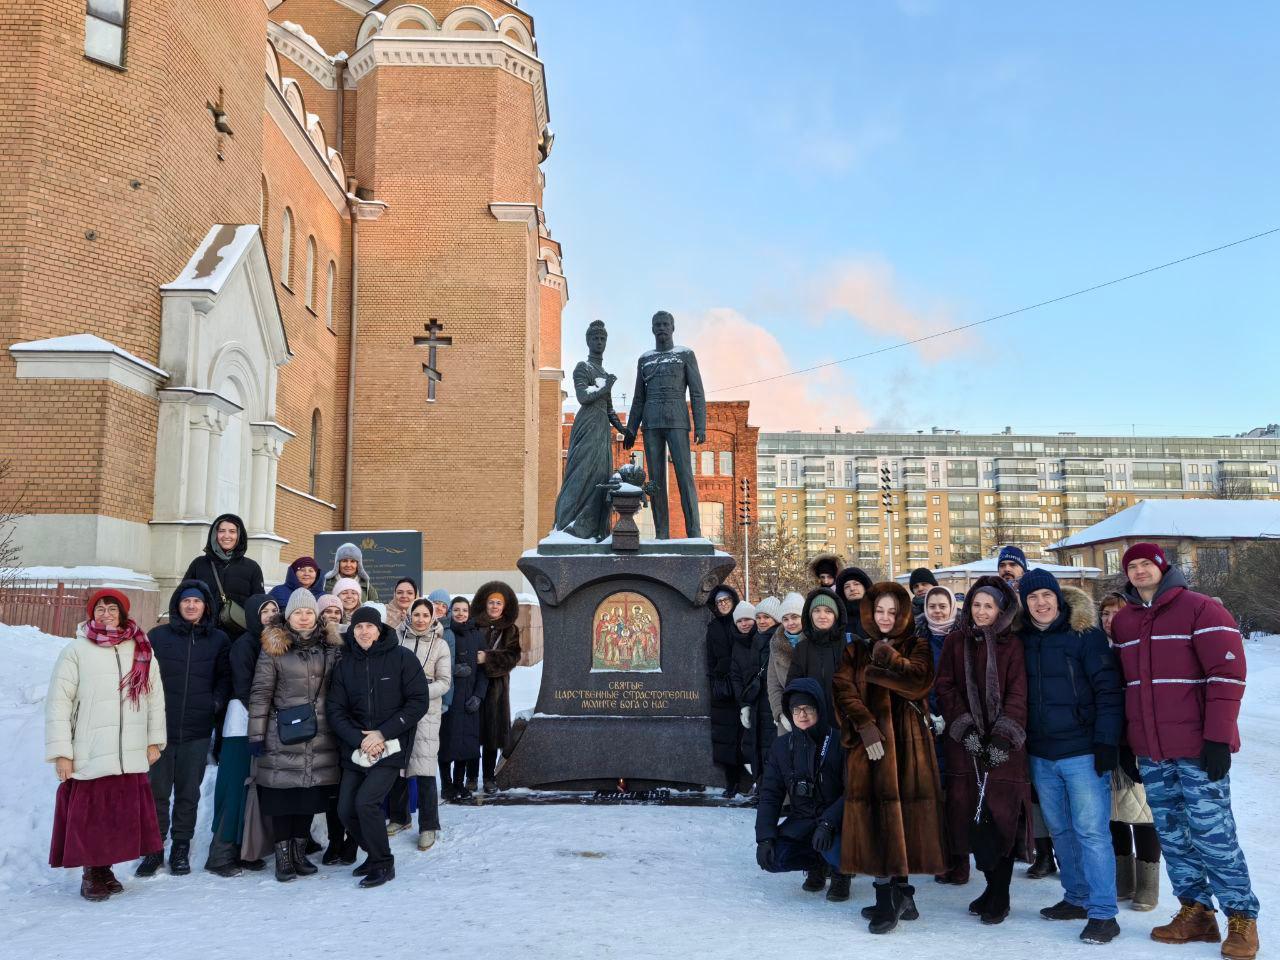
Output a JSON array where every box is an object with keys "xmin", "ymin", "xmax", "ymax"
[{"xmin": 792, "ymin": 779, "xmax": 814, "ymax": 798}]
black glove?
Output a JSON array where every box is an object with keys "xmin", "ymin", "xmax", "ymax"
[
  {"xmin": 811, "ymin": 822, "xmax": 836, "ymax": 854},
  {"xmin": 464, "ymin": 695, "xmax": 482, "ymax": 714},
  {"xmin": 985, "ymin": 734, "xmax": 1012, "ymax": 769},
  {"xmin": 963, "ymin": 730, "xmax": 984, "ymax": 757},
  {"xmin": 1199, "ymin": 739, "xmax": 1231, "ymax": 782},
  {"xmin": 755, "ymin": 839, "xmax": 776, "ymax": 871},
  {"xmin": 1119, "ymin": 745, "xmax": 1142, "ymax": 784},
  {"xmin": 453, "ymin": 663, "xmax": 473, "ymax": 678},
  {"xmin": 247, "ymin": 740, "xmax": 265, "ymax": 758},
  {"xmin": 1093, "ymin": 743, "xmax": 1119, "ymax": 776}
]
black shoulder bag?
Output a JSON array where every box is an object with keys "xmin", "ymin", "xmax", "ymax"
[{"xmin": 276, "ymin": 650, "xmax": 320, "ymax": 745}]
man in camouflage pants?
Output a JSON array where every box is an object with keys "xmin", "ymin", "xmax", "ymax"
[{"xmin": 1111, "ymin": 543, "xmax": 1259, "ymax": 960}]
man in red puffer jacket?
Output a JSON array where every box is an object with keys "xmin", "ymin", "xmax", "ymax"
[{"xmin": 1111, "ymin": 543, "xmax": 1258, "ymax": 960}]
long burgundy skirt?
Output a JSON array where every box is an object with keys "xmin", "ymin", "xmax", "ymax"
[{"xmin": 49, "ymin": 773, "xmax": 162, "ymax": 868}]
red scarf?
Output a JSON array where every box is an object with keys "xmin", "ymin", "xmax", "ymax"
[{"xmin": 85, "ymin": 618, "xmax": 153, "ymax": 707}]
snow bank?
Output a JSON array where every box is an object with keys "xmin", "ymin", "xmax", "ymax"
[{"xmin": 3, "ymin": 626, "xmax": 1277, "ymax": 959}]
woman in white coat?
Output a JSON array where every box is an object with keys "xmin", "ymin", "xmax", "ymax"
[
  {"xmin": 387, "ymin": 598, "xmax": 451, "ymax": 850},
  {"xmin": 46, "ymin": 589, "xmax": 166, "ymax": 901}
]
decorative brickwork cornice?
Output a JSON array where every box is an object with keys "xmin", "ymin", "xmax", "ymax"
[
  {"xmin": 346, "ymin": 37, "xmax": 549, "ymax": 131},
  {"xmin": 267, "ymin": 20, "xmax": 340, "ymax": 90}
]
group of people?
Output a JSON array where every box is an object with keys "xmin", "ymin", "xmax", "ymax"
[
  {"xmin": 44, "ymin": 513, "xmax": 523, "ymax": 898},
  {"xmin": 716, "ymin": 544, "xmax": 1259, "ymax": 957}
]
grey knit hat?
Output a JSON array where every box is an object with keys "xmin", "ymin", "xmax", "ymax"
[{"xmin": 285, "ymin": 587, "xmax": 319, "ymax": 619}]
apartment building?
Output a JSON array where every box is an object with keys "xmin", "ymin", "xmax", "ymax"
[{"xmin": 758, "ymin": 428, "xmax": 1280, "ymax": 571}]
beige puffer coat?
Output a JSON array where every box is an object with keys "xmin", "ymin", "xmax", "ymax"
[
  {"xmin": 767, "ymin": 630, "xmax": 795, "ymax": 736},
  {"xmin": 248, "ymin": 621, "xmax": 344, "ymax": 789},
  {"xmin": 45, "ymin": 625, "xmax": 167, "ymax": 781},
  {"xmin": 400, "ymin": 619, "xmax": 452, "ymax": 777}
]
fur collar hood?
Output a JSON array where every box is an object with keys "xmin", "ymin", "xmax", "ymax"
[
  {"xmin": 1017, "ymin": 585, "xmax": 1097, "ymax": 635},
  {"xmin": 261, "ymin": 620, "xmax": 343, "ymax": 657},
  {"xmin": 958, "ymin": 575, "xmax": 1020, "ymax": 641},
  {"xmin": 860, "ymin": 581, "xmax": 915, "ymax": 641}
]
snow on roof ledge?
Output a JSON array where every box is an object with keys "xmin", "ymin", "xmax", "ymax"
[
  {"xmin": 1051, "ymin": 499, "xmax": 1280, "ymax": 550},
  {"xmin": 9, "ymin": 334, "xmax": 168, "ymax": 397},
  {"xmin": 161, "ymin": 224, "xmax": 261, "ymax": 296}
]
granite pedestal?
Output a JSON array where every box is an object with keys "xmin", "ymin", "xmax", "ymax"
[{"xmin": 497, "ymin": 539, "xmax": 735, "ymax": 791}]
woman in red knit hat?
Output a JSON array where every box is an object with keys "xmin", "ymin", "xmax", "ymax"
[{"xmin": 45, "ymin": 589, "xmax": 167, "ymax": 900}]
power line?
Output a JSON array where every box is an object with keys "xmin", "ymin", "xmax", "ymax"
[{"xmin": 709, "ymin": 226, "xmax": 1280, "ymax": 394}]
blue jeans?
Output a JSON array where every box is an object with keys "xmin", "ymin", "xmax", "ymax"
[
  {"xmin": 1139, "ymin": 757, "xmax": 1259, "ymax": 918},
  {"xmin": 1030, "ymin": 753, "xmax": 1118, "ymax": 919}
]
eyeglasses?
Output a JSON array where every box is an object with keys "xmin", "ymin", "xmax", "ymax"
[{"xmin": 791, "ymin": 706, "xmax": 818, "ymax": 718}]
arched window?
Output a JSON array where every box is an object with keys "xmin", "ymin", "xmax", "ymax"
[
  {"xmin": 326, "ymin": 261, "xmax": 336, "ymax": 329},
  {"xmin": 304, "ymin": 236, "xmax": 316, "ymax": 308},
  {"xmin": 308, "ymin": 409, "xmax": 321, "ymax": 495},
  {"xmin": 280, "ymin": 207, "xmax": 293, "ymax": 286},
  {"xmin": 259, "ymin": 176, "xmax": 268, "ymax": 228}
]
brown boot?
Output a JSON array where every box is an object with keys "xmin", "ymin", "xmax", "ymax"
[
  {"xmin": 80, "ymin": 867, "xmax": 110, "ymax": 902},
  {"xmin": 1221, "ymin": 915, "xmax": 1259, "ymax": 960},
  {"xmin": 1151, "ymin": 900, "xmax": 1221, "ymax": 944},
  {"xmin": 99, "ymin": 867, "xmax": 124, "ymax": 895}
]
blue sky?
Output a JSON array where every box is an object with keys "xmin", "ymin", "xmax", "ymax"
[{"xmin": 533, "ymin": 1, "xmax": 1279, "ymax": 435}]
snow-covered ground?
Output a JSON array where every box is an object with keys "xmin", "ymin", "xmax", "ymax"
[{"xmin": 2, "ymin": 624, "xmax": 1276, "ymax": 960}]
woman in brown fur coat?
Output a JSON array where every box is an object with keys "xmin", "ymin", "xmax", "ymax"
[
  {"xmin": 832, "ymin": 581, "xmax": 946, "ymax": 935},
  {"xmin": 473, "ymin": 581, "xmax": 523, "ymax": 795}
]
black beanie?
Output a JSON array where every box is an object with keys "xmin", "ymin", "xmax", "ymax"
[
  {"xmin": 909, "ymin": 567, "xmax": 938, "ymax": 589},
  {"xmin": 349, "ymin": 605, "xmax": 383, "ymax": 631}
]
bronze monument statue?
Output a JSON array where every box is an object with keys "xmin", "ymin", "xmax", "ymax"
[
  {"xmin": 552, "ymin": 320, "xmax": 628, "ymax": 540},
  {"xmin": 624, "ymin": 310, "xmax": 706, "ymax": 539}
]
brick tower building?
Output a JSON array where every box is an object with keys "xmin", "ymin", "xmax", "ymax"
[{"xmin": 1, "ymin": 0, "xmax": 566, "ymax": 595}]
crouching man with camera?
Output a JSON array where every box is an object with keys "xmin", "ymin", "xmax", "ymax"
[{"xmin": 754, "ymin": 678, "xmax": 852, "ymax": 902}]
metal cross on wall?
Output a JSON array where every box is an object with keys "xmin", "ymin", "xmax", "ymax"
[{"xmin": 413, "ymin": 319, "xmax": 453, "ymax": 402}]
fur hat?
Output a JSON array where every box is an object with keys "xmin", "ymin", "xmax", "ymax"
[
  {"xmin": 1122, "ymin": 542, "xmax": 1170, "ymax": 574},
  {"xmin": 732, "ymin": 600, "xmax": 756, "ymax": 622},
  {"xmin": 285, "ymin": 587, "xmax": 318, "ymax": 619},
  {"xmin": 778, "ymin": 592, "xmax": 805, "ymax": 620},
  {"xmin": 755, "ymin": 596, "xmax": 782, "ymax": 622},
  {"xmin": 809, "ymin": 553, "xmax": 841, "ymax": 580}
]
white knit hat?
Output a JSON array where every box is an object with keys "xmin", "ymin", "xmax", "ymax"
[
  {"xmin": 732, "ymin": 600, "xmax": 756, "ymax": 622},
  {"xmin": 779, "ymin": 592, "xmax": 805, "ymax": 619},
  {"xmin": 755, "ymin": 596, "xmax": 781, "ymax": 622},
  {"xmin": 333, "ymin": 577, "xmax": 361, "ymax": 597}
]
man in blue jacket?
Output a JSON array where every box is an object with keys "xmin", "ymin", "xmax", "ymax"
[
  {"xmin": 754, "ymin": 678, "xmax": 851, "ymax": 903},
  {"xmin": 1020, "ymin": 569, "xmax": 1125, "ymax": 944}
]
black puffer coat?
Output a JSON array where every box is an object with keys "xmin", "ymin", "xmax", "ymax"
[
  {"xmin": 439, "ymin": 617, "xmax": 489, "ymax": 762},
  {"xmin": 835, "ymin": 567, "xmax": 872, "ymax": 642},
  {"xmin": 182, "ymin": 513, "xmax": 265, "ymax": 639},
  {"xmin": 146, "ymin": 579, "xmax": 231, "ymax": 744},
  {"xmin": 232, "ymin": 594, "xmax": 275, "ymax": 706},
  {"xmin": 247, "ymin": 621, "xmax": 344, "ymax": 789},
  {"xmin": 755, "ymin": 677, "xmax": 846, "ymax": 843},
  {"xmin": 730, "ymin": 622, "xmax": 776, "ymax": 774},
  {"xmin": 326, "ymin": 624, "xmax": 430, "ymax": 771},
  {"xmin": 705, "ymin": 584, "xmax": 742, "ymax": 768},
  {"xmin": 785, "ymin": 587, "xmax": 848, "ymax": 717}
]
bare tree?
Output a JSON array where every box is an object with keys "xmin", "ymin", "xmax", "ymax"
[
  {"xmin": 1216, "ymin": 540, "xmax": 1280, "ymax": 635},
  {"xmin": 723, "ymin": 520, "xmax": 811, "ymax": 602},
  {"xmin": 0, "ymin": 460, "xmax": 26, "ymax": 593},
  {"xmin": 1214, "ymin": 475, "xmax": 1260, "ymax": 500}
]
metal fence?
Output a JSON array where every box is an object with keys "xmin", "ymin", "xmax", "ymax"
[{"xmin": 0, "ymin": 580, "xmax": 161, "ymax": 637}]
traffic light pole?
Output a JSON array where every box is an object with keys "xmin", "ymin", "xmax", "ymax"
[
  {"xmin": 740, "ymin": 477, "xmax": 751, "ymax": 601},
  {"xmin": 881, "ymin": 464, "xmax": 895, "ymax": 583}
]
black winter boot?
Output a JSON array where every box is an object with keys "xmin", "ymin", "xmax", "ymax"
[
  {"xmin": 827, "ymin": 873, "xmax": 852, "ymax": 902},
  {"xmin": 864, "ymin": 881, "xmax": 920, "ymax": 921},
  {"xmin": 867, "ymin": 881, "xmax": 905, "ymax": 934},
  {"xmin": 290, "ymin": 838, "xmax": 318, "ymax": 876},
  {"xmin": 980, "ymin": 859, "xmax": 1013, "ymax": 924},
  {"xmin": 1027, "ymin": 837, "xmax": 1058, "ymax": 879},
  {"xmin": 204, "ymin": 839, "xmax": 243, "ymax": 878},
  {"xmin": 135, "ymin": 851, "xmax": 164, "ymax": 878},
  {"xmin": 273, "ymin": 841, "xmax": 297, "ymax": 882},
  {"xmin": 168, "ymin": 841, "xmax": 191, "ymax": 876},
  {"xmin": 802, "ymin": 865, "xmax": 826, "ymax": 892}
]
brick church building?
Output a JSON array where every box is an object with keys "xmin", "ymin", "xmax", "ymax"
[{"xmin": 1, "ymin": 0, "xmax": 567, "ymax": 595}]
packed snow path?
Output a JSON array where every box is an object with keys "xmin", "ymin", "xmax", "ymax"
[{"xmin": 2, "ymin": 625, "xmax": 1276, "ymax": 959}]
